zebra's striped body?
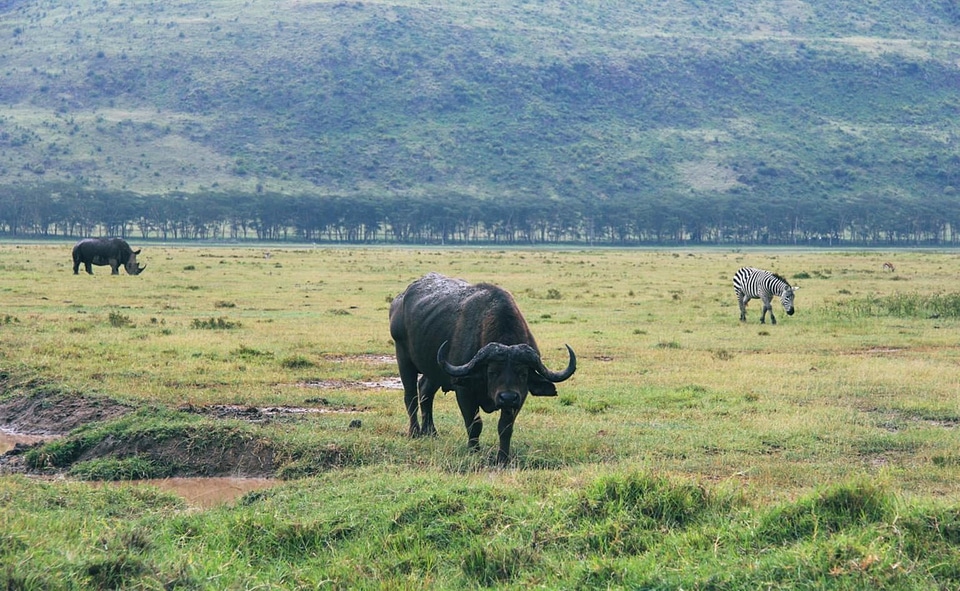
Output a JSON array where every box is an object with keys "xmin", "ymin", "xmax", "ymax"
[{"xmin": 733, "ymin": 267, "xmax": 796, "ymax": 324}]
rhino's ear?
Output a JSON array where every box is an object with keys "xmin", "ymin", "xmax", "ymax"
[
  {"xmin": 528, "ymin": 375, "xmax": 557, "ymax": 397},
  {"xmin": 134, "ymin": 249, "xmax": 141, "ymax": 255}
]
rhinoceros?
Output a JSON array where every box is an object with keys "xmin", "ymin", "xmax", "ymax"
[{"xmin": 72, "ymin": 237, "xmax": 145, "ymax": 275}]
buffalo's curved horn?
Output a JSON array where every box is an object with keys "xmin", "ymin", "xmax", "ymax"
[
  {"xmin": 437, "ymin": 341, "xmax": 509, "ymax": 377},
  {"xmin": 534, "ymin": 344, "xmax": 577, "ymax": 382}
]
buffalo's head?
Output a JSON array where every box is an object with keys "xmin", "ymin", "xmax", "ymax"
[
  {"xmin": 125, "ymin": 249, "xmax": 146, "ymax": 275},
  {"xmin": 437, "ymin": 341, "xmax": 576, "ymax": 412}
]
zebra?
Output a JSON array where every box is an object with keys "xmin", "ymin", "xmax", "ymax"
[{"xmin": 733, "ymin": 267, "xmax": 798, "ymax": 324}]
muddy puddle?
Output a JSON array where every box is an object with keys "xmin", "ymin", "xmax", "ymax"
[
  {"xmin": 2, "ymin": 429, "xmax": 278, "ymax": 508},
  {"xmin": 0, "ymin": 429, "xmax": 50, "ymax": 454},
  {"xmin": 103, "ymin": 477, "xmax": 278, "ymax": 509}
]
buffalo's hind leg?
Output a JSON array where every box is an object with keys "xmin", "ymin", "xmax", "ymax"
[
  {"xmin": 417, "ymin": 375, "xmax": 439, "ymax": 437},
  {"xmin": 396, "ymin": 356, "xmax": 423, "ymax": 437}
]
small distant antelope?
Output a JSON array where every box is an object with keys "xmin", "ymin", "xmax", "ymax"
[{"xmin": 882, "ymin": 262, "xmax": 895, "ymax": 272}]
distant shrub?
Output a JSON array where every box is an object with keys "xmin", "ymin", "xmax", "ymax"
[
  {"xmin": 545, "ymin": 288, "xmax": 562, "ymax": 300},
  {"xmin": 794, "ymin": 271, "xmax": 811, "ymax": 280},
  {"xmin": 234, "ymin": 345, "xmax": 272, "ymax": 359},
  {"xmin": 108, "ymin": 312, "xmax": 133, "ymax": 328},
  {"xmin": 183, "ymin": 265, "xmax": 196, "ymax": 271},
  {"xmin": 191, "ymin": 317, "xmax": 241, "ymax": 330},
  {"xmin": 712, "ymin": 349, "xmax": 733, "ymax": 361},
  {"xmin": 214, "ymin": 300, "xmax": 236, "ymax": 308},
  {"xmin": 280, "ymin": 355, "xmax": 316, "ymax": 369}
]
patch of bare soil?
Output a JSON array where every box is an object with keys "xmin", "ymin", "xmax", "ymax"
[
  {"xmin": 85, "ymin": 431, "xmax": 279, "ymax": 478},
  {"xmin": 0, "ymin": 390, "xmax": 131, "ymax": 435},
  {"xmin": 178, "ymin": 401, "xmax": 366, "ymax": 422}
]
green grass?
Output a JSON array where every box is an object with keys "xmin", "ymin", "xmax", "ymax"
[{"xmin": 2, "ymin": 244, "xmax": 960, "ymax": 588}]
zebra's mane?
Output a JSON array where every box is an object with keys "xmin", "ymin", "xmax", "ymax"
[{"xmin": 769, "ymin": 271, "xmax": 791, "ymax": 287}]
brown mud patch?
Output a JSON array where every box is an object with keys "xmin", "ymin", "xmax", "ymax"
[
  {"xmin": 322, "ymin": 353, "xmax": 396, "ymax": 365},
  {"xmin": 0, "ymin": 389, "xmax": 358, "ymax": 479},
  {"xmin": 299, "ymin": 377, "xmax": 403, "ymax": 390}
]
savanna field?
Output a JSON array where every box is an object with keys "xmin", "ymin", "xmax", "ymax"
[{"xmin": 2, "ymin": 243, "xmax": 960, "ymax": 589}]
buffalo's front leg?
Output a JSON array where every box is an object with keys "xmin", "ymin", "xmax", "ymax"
[
  {"xmin": 496, "ymin": 409, "xmax": 519, "ymax": 464},
  {"xmin": 455, "ymin": 390, "xmax": 482, "ymax": 452}
]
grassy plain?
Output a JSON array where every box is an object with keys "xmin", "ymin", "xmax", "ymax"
[{"xmin": 2, "ymin": 243, "xmax": 960, "ymax": 589}]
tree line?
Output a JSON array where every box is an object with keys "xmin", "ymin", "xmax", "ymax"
[{"xmin": 1, "ymin": 183, "xmax": 957, "ymax": 246}]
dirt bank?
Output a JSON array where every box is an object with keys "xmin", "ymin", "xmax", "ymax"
[{"xmin": 0, "ymin": 384, "xmax": 360, "ymax": 479}]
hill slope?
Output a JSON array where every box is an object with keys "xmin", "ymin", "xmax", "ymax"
[{"xmin": 2, "ymin": 0, "xmax": 960, "ymax": 231}]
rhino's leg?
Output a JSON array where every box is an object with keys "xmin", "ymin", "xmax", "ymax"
[
  {"xmin": 109, "ymin": 259, "xmax": 120, "ymax": 275},
  {"xmin": 84, "ymin": 262, "xmax": 94, "ymax": 274}
]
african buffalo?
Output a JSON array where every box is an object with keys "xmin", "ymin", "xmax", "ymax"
[
  {"xmin": 389, "ymin": 272, "xmax": 576, "ymax": 463},
  {"xmin": 72, "ymin": 237, "xmax": 145, "ymax": 275}
]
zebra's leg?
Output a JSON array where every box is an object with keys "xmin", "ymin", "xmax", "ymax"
[
  {"xmin": 738, "ymin": 293, "xmax": 749, "ymax": 322},
  {"xmin": 760, "ymin": 296, "xmax": 775, "ymax": 324}
]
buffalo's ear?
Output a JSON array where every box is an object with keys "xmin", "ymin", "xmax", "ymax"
[
  {"xmin": 450, "ymin": 374, "xmax": 483, "ymax": 388},
  {"xmin": 528, "ymin": 375, "xmax": 557, "ymax": 397}
]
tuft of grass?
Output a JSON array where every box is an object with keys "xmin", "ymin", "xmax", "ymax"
[
  {"xmin": 69, "ymin": 456, "xmax": 174, "ymax": 481},
  {"xmin": 848, "ymin": 292, "xmax": 960, "ymax": 318},
  {"xmin": 755, "ymin": 480, "xmax": 894, "ymax": 544}
]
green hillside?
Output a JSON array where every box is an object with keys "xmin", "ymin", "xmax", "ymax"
[{"xmin": 2, "ymin": 0, "xmax": 960, "ymax": 242}]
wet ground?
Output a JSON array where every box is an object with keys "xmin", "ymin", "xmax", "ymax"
[
  {"xmin": 2, "ymin": 428, "xmax": 278, "ymax": 507},
  {"xmin": 102, "ymin": 477, "xmax": 279, "ymax": 508}
]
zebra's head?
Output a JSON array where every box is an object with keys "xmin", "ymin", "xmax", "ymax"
[{"xmin": 781, "ymin": 285, "xmax": 798, "ymax": 315}]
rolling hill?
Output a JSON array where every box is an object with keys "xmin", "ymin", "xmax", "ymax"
[{"xmin": 2, "ymin": 0, "xmax": 960, "ymax": 242}]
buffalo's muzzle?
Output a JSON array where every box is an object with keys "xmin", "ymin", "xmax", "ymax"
[{"xmin": 496, "ymin": 391, "xmax": 522, "ymax": 409}]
